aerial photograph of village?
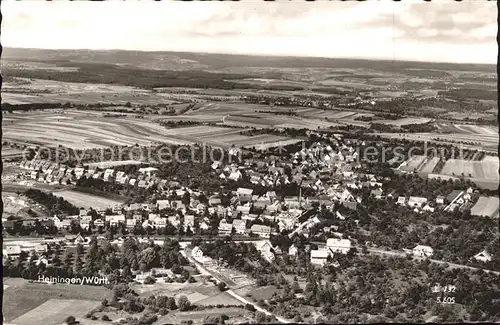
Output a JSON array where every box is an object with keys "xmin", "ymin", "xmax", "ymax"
[{"xmin": 1, "ymin": 1, "xmax": 499, "ymax": 325}]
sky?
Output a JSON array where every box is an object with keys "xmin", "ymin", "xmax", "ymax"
[{"xmin": 2, "ymin": 0, "xmax": 497, "ymax": 64}]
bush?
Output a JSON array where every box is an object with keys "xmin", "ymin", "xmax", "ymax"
[
  {"xmin": 143, "ymin": 276, "xmax": 156, "ymax": 284},
  {"xmin": 102, "ymin": 315, "xmax": 111, "ymax": 321},
  {"xmin": 245, "ymin": 303, "xmax": 256, "ymax": 312},
  {"xmin": 65, "ymin": 316, "xmax": 76, "ymax": 325},
  {"xmin": 218, "ymin": 282, "xmax": 228, "ymax": 292}
]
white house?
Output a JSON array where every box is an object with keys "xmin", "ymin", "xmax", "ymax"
[
  {"xmin": 397, "ymin": 196, "xmax": 407, "ymax": 205},
  {"xmin": 250, "ymin": 224, "xmax": 271, "ymax": 238},
  {"xmin": 218, "ymin": 219, "xmax": 233, "ymax": 236},
  {"xmin": 408, "ymin": 197, "xmax": 428, "ymax": 208},
  {"xmin": 435, "ymin": 196, "xmax": 445, "ymax": 205},
  {"xmin": 310, "ymin": 249, "xmax": 331, "ymax": 266},
  {"xmin": 326, "ymin": 238, "xmax": 352, "ymax": 254},
  {"xmin": 232, "ymin": 219, "xmax": 246, "ymax": 234},
  {"xmin": 473, "ymin": 250, "xmax": 492, "ymax": 263},
  {"xmin": 413, "ymin": 245, "xmax": 434, "ymax": 257},
  {"xmin": 255, "ymin": 241, "xmax": 275, "ymax": 262},
  {"xmin": 184, "ymin": 215, "xmax": 195, "ymax": 231},
  {"xmin": 192, "ymin": 246, "xmax": 204, "ymax": 260},
  {"xmin": 288, "ymin": 244, "xmax": 298, "ymax": 256}
]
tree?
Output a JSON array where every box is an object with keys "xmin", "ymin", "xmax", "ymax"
[
  {"xmin": 218, "ymin": 281, "xmax": 228, "ymax": 292},
  {"xmin": 65, "ymin": 316, "xmax": 76, "ymax": 325},
  {"xmin": 178, "ymin": 295, "xmax": 191, "ymax": 311}
]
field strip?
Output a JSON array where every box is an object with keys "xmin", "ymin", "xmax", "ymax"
[
  {"xmin": 419, "ymin": 157, "xmax": 440, "ymax": 173},
  {"xmin": 11, "ymin": 299, "xmax": 101, "ymax": 325}
]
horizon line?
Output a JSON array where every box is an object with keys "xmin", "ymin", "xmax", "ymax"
[{"xmin": 3, "ymin": 46, "xmax": 496, "ymax": 66}]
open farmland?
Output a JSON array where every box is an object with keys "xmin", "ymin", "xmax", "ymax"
[
  {"xmin": 376, "ymin": 117, "xmax": 433, "ymax": 126},
  {"xmin": 10, "ymin": 299, "xmax": 101, "ymax": 325},
  {"xmin": 470, "ymin": 196, "xmax": 499, "ymax": 218},
  {"xmin": 440, "ymin": 157, "xmax": 499, "ymax": 179},
  {"xmin": 156, "ymin": 307, "xmax": 252, "ymax": 325},
  {"xmin": 3, "ymin": 278, "xmax": 112, "ymax": 322},
  {"xmin": 2, "ymin": 78, "xmax": 182, "ymax": 106},
  {"xmin": 52, "ymin": 190, "xmax": 126, "ymax": 209},
  {"xmin": 399, "ymin": 155, "xmax": 427, "ymax": 173},
  {"xmin": 3, "ymin": 109, "xmax": 301, "ymax": 150},
  {"xmin": 418, "ymin": 157, "xmax": 441, "ymax": 174}
]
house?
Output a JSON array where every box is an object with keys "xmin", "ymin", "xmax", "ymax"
[
  {"xmin": 250, "ymin": 224, "xmax": 271, "ymax": 238},
  {"xmin": 397, "ymin": 196, "xmax": 407, "ymax": 205},
  {"xmin": 168, "ymin": 216, "xmax": 181, "ymax": 228},
  {"xmin": 232, "ymin": 219, "xmax": 246, "ymax": 234},
  {"xmin": 435, "ymin": 196, "xmax": 445, "ymax": 205},
  {"xmin": 73, "ymin": 233, "xmax": 86, "ymax": 245},
  {"xmin": 107, "ymin": 214, "xmax": 126, "ymax": 226},
  {"xmin": 370, "ymin": 189, "xmax": 383, "ymax": 199},
  {"xmin": 209, "ymin": 197, "xmax": 222, "ymax": 207},
  {"xmin": 228, "ymin": 170, "xmax": 242, "ymax": 181},
  {"xmin": 255, "ymin": 241, "xmax": 275, "ymax": 262},
  {"xmin": 4, "ymin": 245, "xmax": 22, "ymax": 258},
  {"xmin": 184, "ymin": 215, "xmax": 195, "ymax": 231},
  {"xmin": 199, "ymin": 221, "xmax": 210, "ymax": 231},
  {"xmin": 413, "ymin": 245, "xmax": 434, "ymax": 257},
  {"xmin": 192, "ymin": 246, "xmax": 204, "ymax": 260},
  {"xmin": 126, "ymin": 219, "xmax": 138, "ymax": 229},
  {"xmin": 342, "ymin": 201, "xmax": 357, "ymax": 211},
  {"xmin": 157, "ymin": 200, "xmax": 170, "ymax": 210},
  {"xmin": 288, "ymin": 244, "xmax": 298, "ymax": 256},
  {"xmin": 94, "ymin": 219, "xmax": 105, "ymax": 228},
  {"xmin": 236, "ymin": 205, "xmax": 251, "ymax": 216},
  {"xmin": 473, "ymin": 250, "xmax": 492, "ymax": 263},
  {"xmin": 310, "ymin": 249, "xmax": 331, "ymax": 266},
  {"xmin": 154, "ymin": 217, "xmax": 167, "ymax": 228},
  {"xmin": 326, "ymin": 238, "xmax": 352, "ymax": 254},
  {"xmin": 35, "ymin": 257, "xmax": 50, "ymax": 266},
  {"xmin": 218, "ymin": 219, "xmax": 233, "ymax": 236},
  {"xmin": 237, "ymin": 188, "xmax": 253, "ymax": 203},
  {"xmin": 422, "ymin": 204, "xmax": 435, "ymax": 212},
  {"xmin": 408, "ymin": 197, "xmax": 428, "ymax": 208}
]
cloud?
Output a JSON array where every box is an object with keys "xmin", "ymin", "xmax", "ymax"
[{"xmin": 357, "ymin": 2, "xmax": 496, "ymax": 44}]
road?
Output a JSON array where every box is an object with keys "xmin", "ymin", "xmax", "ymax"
[
  {"xmin": 367, "ymin": 248, "xmax": 500, "ymax": 275},
  {"xmin": 184, "ymin": 247, "xmax": 292, "ymax": 324},
  {"xmin": 227, "ymin": 290, "xmax": 292, "ymax": 324}
]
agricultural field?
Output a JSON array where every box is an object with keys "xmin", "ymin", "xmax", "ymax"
[
  {"xmin": 9, "ymin": 299, "xmax": 101, "ymax": 325},
  {"xmin": 85, "ymin": 160, "xmax": 145, "ymax": 168},
  {"xmin": 155, "ymin": 307, "xmax": 252, "ymax": 325},
  {"xmin": 3, "ymin": 278, "xmax": 112, "ymax": 323},
  {"xmin": 418, "ymin": 157, "xmax": 441, "ymax": 174},
  {"xmin": 470, "ymin": 196, "xmax": 499, "ymax": 218},
  {"xmin": 52, "ymin": 190, "xmax": 126, "ymax": 210},
  {"xmin": 2, "ymin": 78, "xmax": 180, "ymax": 106},
  {"xmin": 399, "ymin": 155, "xmax": 427, "ymax": 173},
  {"xmin": 3, "ymin": 109, "xmax": 301, "ymax": 150},
  {"xmin": 376, "ymin": 117, "xmax": 433, "ymax": 126},
  {"xmin": 440, "ymin": 157, "xmax": 499, "ymax": 179}
]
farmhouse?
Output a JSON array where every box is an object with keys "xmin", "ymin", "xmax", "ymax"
[
  {"xmin": 237, "ymin": 188, "xmax": 253, "ymax": 203},
  {"xmin": 218, "ymin": 219, "xmax": 233, "ymax": 236},
  {"xmin": 408, "ymin": 197, "xmax": 428, "ymax": 208},
  {"xmin": 232, "ymin": 219, "xmax": 246, "ymax": 234},
  {"xmin": 413, "ymin": 245, "xmax": 434, "ymax": 257},
  {"xmin": 310, "ymin": 249, "xmax": 331, "ymax": 266},
  {"xmin": 250, "ymin": 224, "xmax": 272, "ymax": 238},
  {"xmin": 370, "ymin": 188, "xmax": 384, "ymax": 199},
  {"xmin": 397, "ymin": 196, "xmax": 407, "ymax": 205},
  {"xmin": 473, "ymin": 250, "xmax": 492, "ymax": 263},
  {"xmin": 326, "ymin": 238, "xmax": 352, "ymax": 254},
  {"xmin": 255, "ymin": 241, "xmax": 275, "ymax": 262}
]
